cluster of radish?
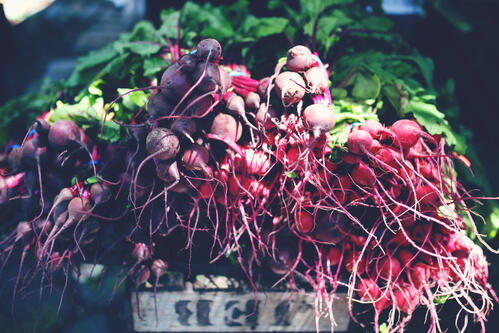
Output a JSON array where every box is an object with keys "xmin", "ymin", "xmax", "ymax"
[{"xmin": 0, "ymin": 37, "xmax": 497, "ymax": 333}]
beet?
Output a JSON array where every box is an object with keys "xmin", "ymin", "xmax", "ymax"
[
  {"xmin": 302, "ymin": 103, "xmax": 336, "ymax": 137},
  {"xmin": 256, "ymin": 103, "xmax": 279, "ymax": 130},
  {"xmin": 245, "ymin": 92, "xmax": 260, "ymax": 109},
  {"xmin": 347, "ymin": 129, "xmax": 373, "ymax": 154},
  {"xmin": 210, "ymin": 113, "xmax": 243, "ymax": 142},
  {"xmin": 274, "ymin": 71, "xmax": 306, "ymax": 106},
  {"xmin": 48, "ymin": 120, "xmax": 81, "ymax": 151},
  {"xmin": 390, "ymin": 119, "xmax": 422, "ymax": 149},
  {"xmin": 147, "ymin": 93, "xmax": 174, "ymax": 121},
  {"xmin": 257, "ymin": 77, "xmax": 271, "ymax": 97},
  {"xmin": 156, "ymin": 160, "xmax": 180, "ymax": 182},
  {"xmin": 286, "ymin": 45, "xmax": 313, "ymax": 72},
  {"xmin": 192, "ymin": 62, "xmax": 221, "ymax": 93},
  {"xmin": 304, "ymin": 66, "xmax": 328, "ymax": 94},
  {"xmin": 146, "ymin": 128, "xmax": 180, "ymax": 160},
  {"xmin": 178, "ymin": 54, "xmax": 197, "ymax": 72},
  {"xmin": 161, "ymin": 68, "xmax": 192, "ymax": 103},
  {"xmin": 196, "ymin": 38, "xmax": 222, "ymax": 61},
  {"xmin": 181, "ymin": 144, "xmax": 210, "ymax": 171}
]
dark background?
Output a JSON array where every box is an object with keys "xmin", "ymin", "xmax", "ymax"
[{"xmin": 1, "ymin": 0, "xmax": 499, "ymax": 332}]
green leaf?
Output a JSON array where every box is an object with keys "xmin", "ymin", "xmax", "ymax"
[
  {"xmin": 117, "ymin": 88, "xmax": 149, "ymax": 111},
  {"xmin": 361, "ymin": 16, "xmax": 394, "ymax": 32},
  {"xmin": 129, "ymin": 20, "xmax": 158, "ymax": 42},
  {"xmin": 158, "ymin": 10, "xmax": 181, "ymax": 38},
  {"xmin": 284, "ymin": 171, "xmax": 298, "ymax": 178},
  {"xmin": 382, "ymin": 83, "xmax": 408, "ymax": 113},
  {"xmin": 143, "ymin": 57, "xmax": 169, "ymax": 77},
  {"xmin": 434, "ymin": 295, "xmax": 449, "ymax": 304},
  {"xmin": 74, "ymin": 45, "xmax": 118, "ymax": 72},
  {"xmin": 115, "ymin": 42, "xmax": 162, "ymax": 56},
  {"xmin": 241, "ymin": 17, "xmax": 289, "ymax": 38},
  {"xmin": 349, "ymin": 71, "xmax": 381, "ymax": 100}
]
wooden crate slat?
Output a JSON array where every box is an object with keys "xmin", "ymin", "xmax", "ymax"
[{"xmin": 131, "ymin": 290, "xmax": 350, "ymax": 332}]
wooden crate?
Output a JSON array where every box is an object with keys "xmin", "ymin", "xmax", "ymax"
[{"xmin": 131, "ymin": 274, "xmax": 350, "ymax": 332}]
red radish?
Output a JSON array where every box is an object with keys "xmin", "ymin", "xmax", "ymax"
[
  {"xmin": 420, "ymin": 162, "xmax": 439, "ymax": 181},
  {"xmin": 226, "ymin": 93, "xmax": 256, "ymax": 130},
  {"xmin": 352, "ymin": 162, "xmax": 375, "ymax": 187},
  {"xmin": 210, "ymin": 113, "xmax": 243, "ymax": 142},
  {"xmin": 374, "ymin": 147, "xmax": 402, "ymax": 170},
  {"xmin": 132, "ymin": 242, "xmax": 152, "ymax": 262},
  {"xmin": 274, "ymin": 72, "xmax": 306, "ymax": 106},
  {"xmin": 394, "ymin": 285, "xmax": 420, "ymax": 314},
  {"xmin": 228, "ymin": 176, "xmax": 251, "ymax": 196},
  {"xmin": 182, "ymin": 144, "xmax": 210, "ymax": 172},
  {"xmin": 197, "ymin": 182, "xmax": 214, "ymax": 200},
  {"xmin": 360, "ymin": 120, "xmax": 384, "ymax": 139},
  {"xmin": 286, "ymin": 45, "xmax": 313, "ymax": 72},
  {"xmin": 390, "ymin": 119, "xmax": 423, "ymax": 149},
  {"xmin": 348, "ymin": 129, "xmax": 373, "ymax": 154},
  {"xmin": 415, "ymin": 185, "xmax": 440, "ymax": 207},
  {"xmin": 304, "ymin": 67, "xmax": 328, "ymax": 94},
  {"xmin": 409, "ymin": 262, "xmax": 430, "ymax": 288},
  {"xmin": 295, "ymin": 210, "xmax": 314, "ymax": 233},
  {"xmin": 397, "ymin": 249, "xmax": 414, "ymax": 266},
  {"xmin": 146, "ymin": 128, "xmax": 180, "ymax": 161},
  {"xmin": 378, "ymin": 256, "xmax": 402, "ymax": 280},
  {"xmin": 328, "ymin": 247, "xmax": 342, "ymax": 266},
  {"xmin": 333, "ymin": 175, "xmax": 352, "ymax": 191},
  {"xmin": 345, "ymin": 250, "xmax": 366, "ymax": 274},
  {"xmin": 235, "ymin": 148, "xmax": 271, "ymax": 176},
  {"xmin": 268, "ymin": 248, "xmax": 295, "ymax": 275},
  {"xmin": 245, "ymin": 92, "xmax": 260, "ymax": 109},
  {"xmin": 257, "ymin": 77, "xmax": 271, "ymax": 97},
  {"xmin": 358, "ymin": 278, "xmax": 381, "ymax": 301},
  {"xmin": 15, "ymin": 221, "xmax": 32, "ymax": 241},
  {"xmin": 219, "ymin": 67, "xmax": 232, "ymax": 94},
  {"xmin": 89, "ymin": 183, "xmax": 112, "ymax": 206},
  {"xmin": 39, "ymin": 197, "xmax": 91, "ymax": 259},
  {"xmin": 341, "ymin": 152, "xmax": 361, "ymax": 165},
  {"xmin": 370, "ymin": 139, "xmax": 383, "ymax": 153},
  {"xmin": 256, "ymin": 103, "xmax": 279, "ymax": 129},
  {"xmin": 302, "ymin": 103, "xmax": 336, "ymax": 138}
]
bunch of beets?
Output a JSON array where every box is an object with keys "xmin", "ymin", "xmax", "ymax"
[{"xmin": 0, "ymin": 38, "xmax": 497, "ymax": 333}]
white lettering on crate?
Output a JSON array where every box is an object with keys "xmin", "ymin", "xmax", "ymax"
[{"xmin": 131, "ymin": 291, "xmax": 350, "ymax": 332}]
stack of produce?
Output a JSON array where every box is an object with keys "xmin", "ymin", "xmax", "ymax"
[{"xmin": 0, "ymin": 37, "xmax": 497, "ymax": 333}]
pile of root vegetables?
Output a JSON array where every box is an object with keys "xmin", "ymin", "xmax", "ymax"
[{"xmin": 1, "ymin": 38, "xmax": 497, "ymax": 332}]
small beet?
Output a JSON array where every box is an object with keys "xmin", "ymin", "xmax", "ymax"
[
  {"xmin": 196, "ymin": 38, "xmax": 222, "ymax": 61},
  {"xmin": 146, "ymin": 128, "xmax": 180, "ymax": 160},
  {"xmin": 286, "ymin": 45, "xmax": 313, "ymax": 72},
  {"xmin": 302, "ymin": 103, "xmax": 336, "ymax": 137},
  {"xmin": 304, "ymin": 67, "xmax": 328, "ymax": 94},
  {"xmin": 274, "ymin": 72, "xmax": 306, "ymax": 106},
  {"xmin": 48, "ymin": 120, "xmax": 81, "ymax": 151},
  {"xmin": 245, "ymin": 92, "xmax": 260, "ymax": 109},
  {"xmin": 192, "ymin": 62, "xmax": 221, "ymax": 93},
  {"xmin": 210, "ymin": 113, "xmax": 243, "ymax": 142}
]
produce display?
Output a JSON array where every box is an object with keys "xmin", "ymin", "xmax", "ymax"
[{"xmin": 1, "ymin": 1, "xmax": 498, "ymax": 332}]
